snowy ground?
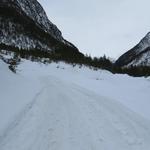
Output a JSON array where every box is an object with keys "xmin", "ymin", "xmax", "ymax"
[{"xmin": 0, "ymin": 59, "xmax": 150, "ymax": 150}]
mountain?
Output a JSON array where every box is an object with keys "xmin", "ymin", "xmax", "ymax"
[
  {"xmin": 116, "ymin": 32, "xmax": 150, "ymax": 67},
  {"xmin": 0, "ymin": 0, "xmax": 83, "ymax": 58}
]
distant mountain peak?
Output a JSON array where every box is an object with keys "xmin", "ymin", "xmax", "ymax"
[
  {"xmin": 140, "ymin": 32, "xmax": 150, "ymax": 46},
  {"xmin": 116, "ymin": 32, "xmax": 150, "ymax": 67},
  {"xmin": 145, "ymin": 32, "xmax": 150, "ymax": 37}
]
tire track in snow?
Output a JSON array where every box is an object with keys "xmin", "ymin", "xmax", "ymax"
[
  {"xmin": 0, "ymin": 86, "xmax": 47, "ymax": 149},
  {"xmin": 0, "ymin": 76, "xmax": 150, "ymax": 150}
]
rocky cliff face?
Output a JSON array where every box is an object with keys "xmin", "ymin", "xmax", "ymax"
[
  {"xmin": 0, "ymin": 0, "xmax": 81, "ymax": 56},
  {"xmin": 116, "ymin": 33, "xmax": 150, "ymax": 67}
]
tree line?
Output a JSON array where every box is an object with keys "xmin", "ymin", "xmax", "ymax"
[{"xmin": 0, "ymin": 46, "xmax": 150, "ymax": 77}]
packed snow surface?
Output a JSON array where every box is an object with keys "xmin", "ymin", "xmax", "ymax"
[{"xmin": 0, "ymin": 60, "xmax": 150, "ymax": 150}]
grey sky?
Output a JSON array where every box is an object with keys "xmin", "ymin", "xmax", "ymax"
[{"xmin": 38, "ymin": 0, "xmax": 150, "ymax": 58}]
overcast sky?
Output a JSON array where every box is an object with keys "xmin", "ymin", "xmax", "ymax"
[{"xmin": 38, "ymin": 0, "xmax": 150, "ymax": 58}]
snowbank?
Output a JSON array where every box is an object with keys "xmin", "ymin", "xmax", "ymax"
[{"xmin": 0, "ymin": 60, "xmax": 40, "ymax": 135}]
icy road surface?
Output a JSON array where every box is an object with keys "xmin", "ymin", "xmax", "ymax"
[
  {"xmin": 0, "ymin": 60, "xmax": 150, "ymax": 150},
  {"xmin": 0, "ymin": 76, "xmax": 150, "ymax": 150}
]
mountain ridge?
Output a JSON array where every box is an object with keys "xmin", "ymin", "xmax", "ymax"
[
  {"xmin": 116, "ymin": 32, "xmax": 150, "ymax": 67},
  {"xmin": 0, "ymin": 0, "xmax": 83, "ymax": 58}
]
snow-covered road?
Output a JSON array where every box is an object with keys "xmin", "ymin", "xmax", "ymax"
[{"xmin": 0, "ymin": 75, "xmax": 150, "ymax": 150}]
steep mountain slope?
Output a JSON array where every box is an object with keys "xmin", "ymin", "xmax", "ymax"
[
  {"xmin": 0, "ymin": 0, "xmax": 82, "ymax": 57},
  {"xmin": 116, "ymin": 32, "xmax": 150, "ymax": 67}
]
